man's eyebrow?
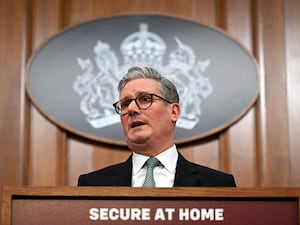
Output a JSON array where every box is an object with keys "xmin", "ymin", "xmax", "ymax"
[{"xmin": 121, "ymin": 92, "xmax": 150, "ymax": 100}]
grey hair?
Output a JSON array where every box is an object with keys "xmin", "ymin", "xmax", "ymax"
[{"xmin": 118, "ymin": 66, "xmax": 179, "ymax": 103}]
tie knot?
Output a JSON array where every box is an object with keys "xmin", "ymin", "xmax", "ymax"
[{"xmin": 146, "ymin": 157, "xmax": 160, "ymax": 168}]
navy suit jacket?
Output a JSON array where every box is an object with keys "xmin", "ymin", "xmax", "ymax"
[{"xmin": 77, "ymin": 153, "xmax": 236, "ymax": 187}]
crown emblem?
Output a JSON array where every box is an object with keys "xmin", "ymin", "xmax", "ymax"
[
  {"xmin": 73, "ymin": 23, "xmax": 213, "ymax": 130},
  {"xmin": 121, "ymin": 24, "xmax": 166, "ymax": 67}
]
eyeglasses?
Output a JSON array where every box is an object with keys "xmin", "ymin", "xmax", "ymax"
[{"xmin": 113, "ymin": 93, "xmax": 172, "ymax": 115}]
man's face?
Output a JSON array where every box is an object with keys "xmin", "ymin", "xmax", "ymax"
[{"xmin": 119, "ymin": 78, "xmax": 180, "ymax": 154}]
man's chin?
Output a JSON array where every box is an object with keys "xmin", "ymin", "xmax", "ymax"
[{"xmin": 126, "ymin": 134, "xmax": 150, "ymax": 146}]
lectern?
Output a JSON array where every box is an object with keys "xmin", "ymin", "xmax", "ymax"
[{"xmin": 1, "ymin": 186, "xmax": 300, "ymax": 225}]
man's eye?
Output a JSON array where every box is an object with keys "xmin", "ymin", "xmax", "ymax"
[
  {"xmin": 121, "ymin": 100, "xmax": 131, "ymax": 108},
  {"xmin": 139, "ymin": 95, "xmax": 151, "ymax": 103}
]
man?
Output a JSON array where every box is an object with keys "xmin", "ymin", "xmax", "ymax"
[{"xmin": 78, "ymin": 66, "xmax": 236, "ymax": 187}]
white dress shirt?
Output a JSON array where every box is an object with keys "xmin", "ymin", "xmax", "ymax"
[{"xmin": 131, "ymin": 145, "xmax": 178, "ymax": 187}]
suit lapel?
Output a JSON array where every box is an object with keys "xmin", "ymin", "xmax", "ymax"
[
  {"xmin": 110, "ymin": 155, "xmax": 133, "ymax": 186},
  {"xmin": 174, "ymin": 153, "xmax": 200, "ymax": 187}
]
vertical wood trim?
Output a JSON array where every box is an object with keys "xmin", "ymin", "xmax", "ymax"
[
  {"xmin": 22, "ymin": 0, "xmax": 37, "ymax": 186},
  {"xmin": 215, "ymin": 0, "xmax": 230, "ymax": 173},
  {"xmin": 59, "ymin": 0, "xmax": 71, "ymax": 27},
  {"xmin": 56, "ymin": 129, "xmax": 68, "ymax": 186},
  {"xmin": 19, "ymin": 0, "xmax": 30, "ymax": 185},
  {"xmin": 252, "ymin": 0, "xmax": 266, "ymax": 187},
  {"xmin": 285, "ymin": 0, "xmax": 300, "ymax": 186},
  {"xmin": 54, "ymin": 0, "xmax": 72, "ymax": 186},
  {"xmin": 215, "ymin": 0, "xmax": 227, "ymax": 28},
  {"xmin": 219, "ymin": 131, "xmax": 231, "ymax": 172},
  {"xmin": 22, "ymin": 96, "xmax": 32, "ymax": 185}
]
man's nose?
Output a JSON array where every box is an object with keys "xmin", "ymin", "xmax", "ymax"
[{"xmin": 127, "ymin": 99, "xmax": 139, "ymax": 114}]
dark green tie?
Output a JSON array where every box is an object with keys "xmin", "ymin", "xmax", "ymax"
[{"xmin": 143, "ymin": 157, "xmax": 160, "ymax": 187}]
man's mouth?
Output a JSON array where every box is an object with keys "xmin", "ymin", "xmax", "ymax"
[{"xmin": 130, "ymin": 121, "xmax": 145, "ymax": 128}]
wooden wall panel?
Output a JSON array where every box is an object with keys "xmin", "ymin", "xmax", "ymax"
[
  {"xmin": 258, "ymin": 0, "xmax": 290, "ymax": 186},
  {"xmin": 67, "ymin": 138, "xmax": 94, "ymax": 186},
  {"xmin": 224, "ymin": 0, "xmax": 257, "ymax": 186},
  {"xmin": 27, "ymin": 0, "xmax": 64, "ymax": 186},
  {"xmin": 0, "ymin": 0, "xmax": 25, "ymax": 186},
  {"xmin": 1, "ymin": 0, "xmax": 300, "ymax": 188}
]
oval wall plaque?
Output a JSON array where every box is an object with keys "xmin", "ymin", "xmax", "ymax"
[{"xmin": 26, "ymin": 15, "xmax": 259, "ymax": 145}]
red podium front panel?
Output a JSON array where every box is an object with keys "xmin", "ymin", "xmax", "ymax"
[{"xmin": 1, "ymin": 187, "xmax": 300, "ymax": 225}]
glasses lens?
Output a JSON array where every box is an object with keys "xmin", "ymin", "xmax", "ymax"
[
  {"xmin": 114, "ymin": 98, "xmax": 132, "ymax": 115},
  {"xmin": 113, "ymin": 94, "xmax": 155, "ymax": 115},
  {"xmin": 136, "ymin": 94, "xmax": 152, "ymax": 109}
]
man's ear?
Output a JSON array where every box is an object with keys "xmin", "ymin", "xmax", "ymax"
[{"xmin": 170, "ymin": 103, "xmax": 181, "ymax": 123}]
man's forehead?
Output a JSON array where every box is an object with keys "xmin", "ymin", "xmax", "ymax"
[{"xmin": 120, "ymin": 78, "xmax": 159, "ymax": 96}]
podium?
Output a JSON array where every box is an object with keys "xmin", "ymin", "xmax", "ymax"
[{"xmin": 1, "ymin": 186, "xmax": 300, "ymax": 225}]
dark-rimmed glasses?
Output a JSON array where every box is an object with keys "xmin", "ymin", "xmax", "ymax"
[{"xmin": 113, "ymin": 93, "xmax": 172, "ymax": 115}]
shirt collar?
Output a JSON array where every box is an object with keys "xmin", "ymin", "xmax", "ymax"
[{"xmin": 132, "ymin": 145, "xmax": 178, "ymax": 175}]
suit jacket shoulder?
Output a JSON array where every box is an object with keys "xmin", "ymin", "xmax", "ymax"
[
  {"xmin": 77, "ymin": 156, "xmax": 132, "ymax": 186},
  {"xmin": 174, "ymin": 153, "xmax": 236, "ymax": 187}
]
